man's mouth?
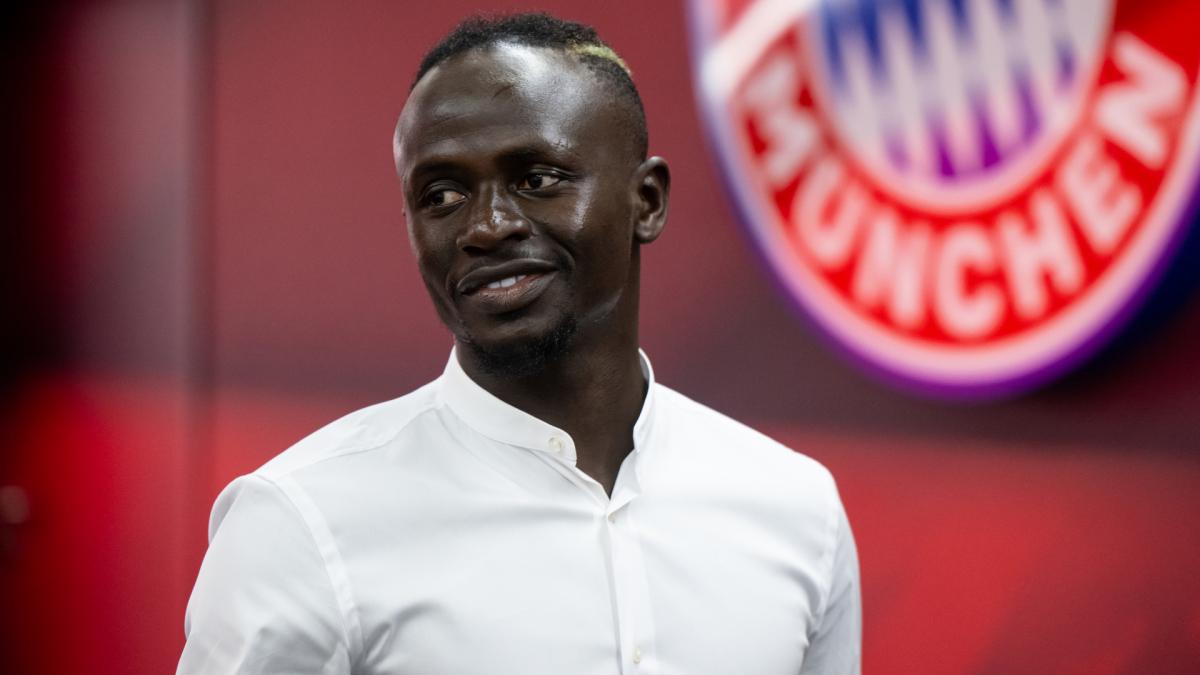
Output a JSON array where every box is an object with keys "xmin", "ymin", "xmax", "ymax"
[
  {"xmin": 462, "ymin": 272, "xmax": 555, "ymax": 314},
  {"xmin": 455, "ymin": 260, "xmax": 559, "ymax": 314},
  {"xmin": 456, "ymin": 259, "xmax": 558, "ymax": 295}
]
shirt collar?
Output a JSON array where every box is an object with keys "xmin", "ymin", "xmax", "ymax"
[{"xmin": 436, "ymin": 347, "xmax": 659, "ymax": 460}]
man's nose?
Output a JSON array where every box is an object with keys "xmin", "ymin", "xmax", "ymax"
[{"xmin": 456, "ymin": 187, "xmax": 531, "ymax": 253}]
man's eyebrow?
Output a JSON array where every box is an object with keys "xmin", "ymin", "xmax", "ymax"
[
  {"xmin": 405, "ymin": 159, "xmax": 465, "ymax": 186},
  {"xmin": 406, "ymin": 140, "xmax": 584, "ymax": 184},
  {"xmin": 497, "ymin": 142, "xmax": 582, "ymax": 165}
]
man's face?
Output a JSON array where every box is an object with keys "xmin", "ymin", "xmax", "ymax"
[{"xmin": 394, "ymin": 45, "xmax": 660, "ymax": 371}]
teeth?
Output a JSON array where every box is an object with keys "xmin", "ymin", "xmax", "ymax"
[{"xmin": 485, "ymin": 274, "xmax": 527, "ymax": 290}]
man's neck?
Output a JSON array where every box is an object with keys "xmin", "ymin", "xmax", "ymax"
[{"xmin": 458, "ymin": 337, "xmax": 647, "ymax": 496}]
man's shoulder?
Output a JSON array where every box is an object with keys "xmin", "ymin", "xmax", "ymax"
[
  {"xmin": 654, "ymin": 383, "xmax": 837, "ymax": 491},
  {"xmin": 253, "ymin": 380, "xmax": 442, "ymax": 482}
]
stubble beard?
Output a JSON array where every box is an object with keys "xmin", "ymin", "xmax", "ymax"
[{"xmin": 461, "ymin": 313, "xmax": 579, "ymax": 378}]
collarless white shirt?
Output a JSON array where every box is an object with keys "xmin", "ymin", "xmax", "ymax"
[{"xmin": 179, "ymin": 350, "xmax": 861, "ymax": 674}]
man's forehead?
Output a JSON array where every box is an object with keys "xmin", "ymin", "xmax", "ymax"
[
  {"xmin": 395, "ymin": 44, "xmax": 601, "ymax": 163},
  {"xmin": 409, "ymin": 45, "xmax": 589, "ymax": 116}
]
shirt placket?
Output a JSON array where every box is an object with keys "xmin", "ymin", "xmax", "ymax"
[
  {"xmin": 533, "ymin": 432, "xmax": 659, "ymax": 674},
  {"xmin": 602, "ymin": 447, "xmax": 656, "ymax": 675}
]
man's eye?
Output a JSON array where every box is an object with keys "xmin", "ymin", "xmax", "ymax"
[
  {"xmin": 517, "ymin": 173, "xmax": 562, "ymax": 191},
  {"xmin": 428, "ymin": 188, "xmax": 466, "ymax": 207}
]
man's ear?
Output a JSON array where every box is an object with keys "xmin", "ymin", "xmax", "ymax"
[{"xmin": 632, "ymin": 156, "xmax": 671, "ymax": 244}]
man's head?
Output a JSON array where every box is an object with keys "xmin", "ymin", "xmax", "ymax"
[{"xmin": 393, "ymin": 13, "xmax": 670, "ymax": 377}]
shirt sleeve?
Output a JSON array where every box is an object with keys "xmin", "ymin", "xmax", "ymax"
[
  {"xmin": 799, "ymin": 492, "xmax": 862, "ymax": 675},
  {"xmin": 178, "ymin": 474, "xmax": 353, "ymax": 674}
]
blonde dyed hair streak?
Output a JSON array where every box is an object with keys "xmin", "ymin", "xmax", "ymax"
[{"xmin": 568, "ymin": 42, "xmax": 632, "ymax": 76}]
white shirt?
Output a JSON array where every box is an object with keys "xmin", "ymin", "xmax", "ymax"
[{"xmin": 179, "ymin": 351, "xmax": 861, "ymax": 674}]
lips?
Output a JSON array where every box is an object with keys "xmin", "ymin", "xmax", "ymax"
[
  {"xmin": 454, "ymin": 259, "xmax": 559, "ymax": 314},
  {"xmin": 456, "ymin": 259, "xmax": 558, "ymax": 295}
]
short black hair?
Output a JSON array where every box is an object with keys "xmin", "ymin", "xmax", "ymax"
[{"xmin": 413, "ymin": 12, "xmax": 648, "ymax": 159}]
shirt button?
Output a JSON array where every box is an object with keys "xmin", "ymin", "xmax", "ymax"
[
  {"xmin": 607, "ymin": 512, "xmax": 616, "ymax": 523},
  {"xmin": 633, "ymin": 647, "xmax": 643, "ymax": 664},
  {"xmin": 548, "ymin": 437, "xmax": 564, "ymax": 453}
]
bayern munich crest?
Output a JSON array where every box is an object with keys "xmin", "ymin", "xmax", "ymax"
[{"xmin": 688, "ymin": 0, "xmax": 1200, "ymax": 396}]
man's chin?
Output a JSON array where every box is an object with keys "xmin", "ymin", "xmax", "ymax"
[{"xmin": 461, "ymin": 316, "xmax": 578, "ymax": 378}]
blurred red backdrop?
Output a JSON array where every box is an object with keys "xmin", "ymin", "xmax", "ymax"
[{"xmin": 2, "ymin": 1, "xmax": 1199, "ymax": 674}]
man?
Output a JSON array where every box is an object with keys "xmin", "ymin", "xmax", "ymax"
[{"xmin": 179, "ymin": 12, "xmax": 860, "ymax": 674}]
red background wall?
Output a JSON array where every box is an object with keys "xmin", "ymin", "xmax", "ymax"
[{"xmin": 3, "ymin": 1, "xmax": 1199, "ymax": 673}]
